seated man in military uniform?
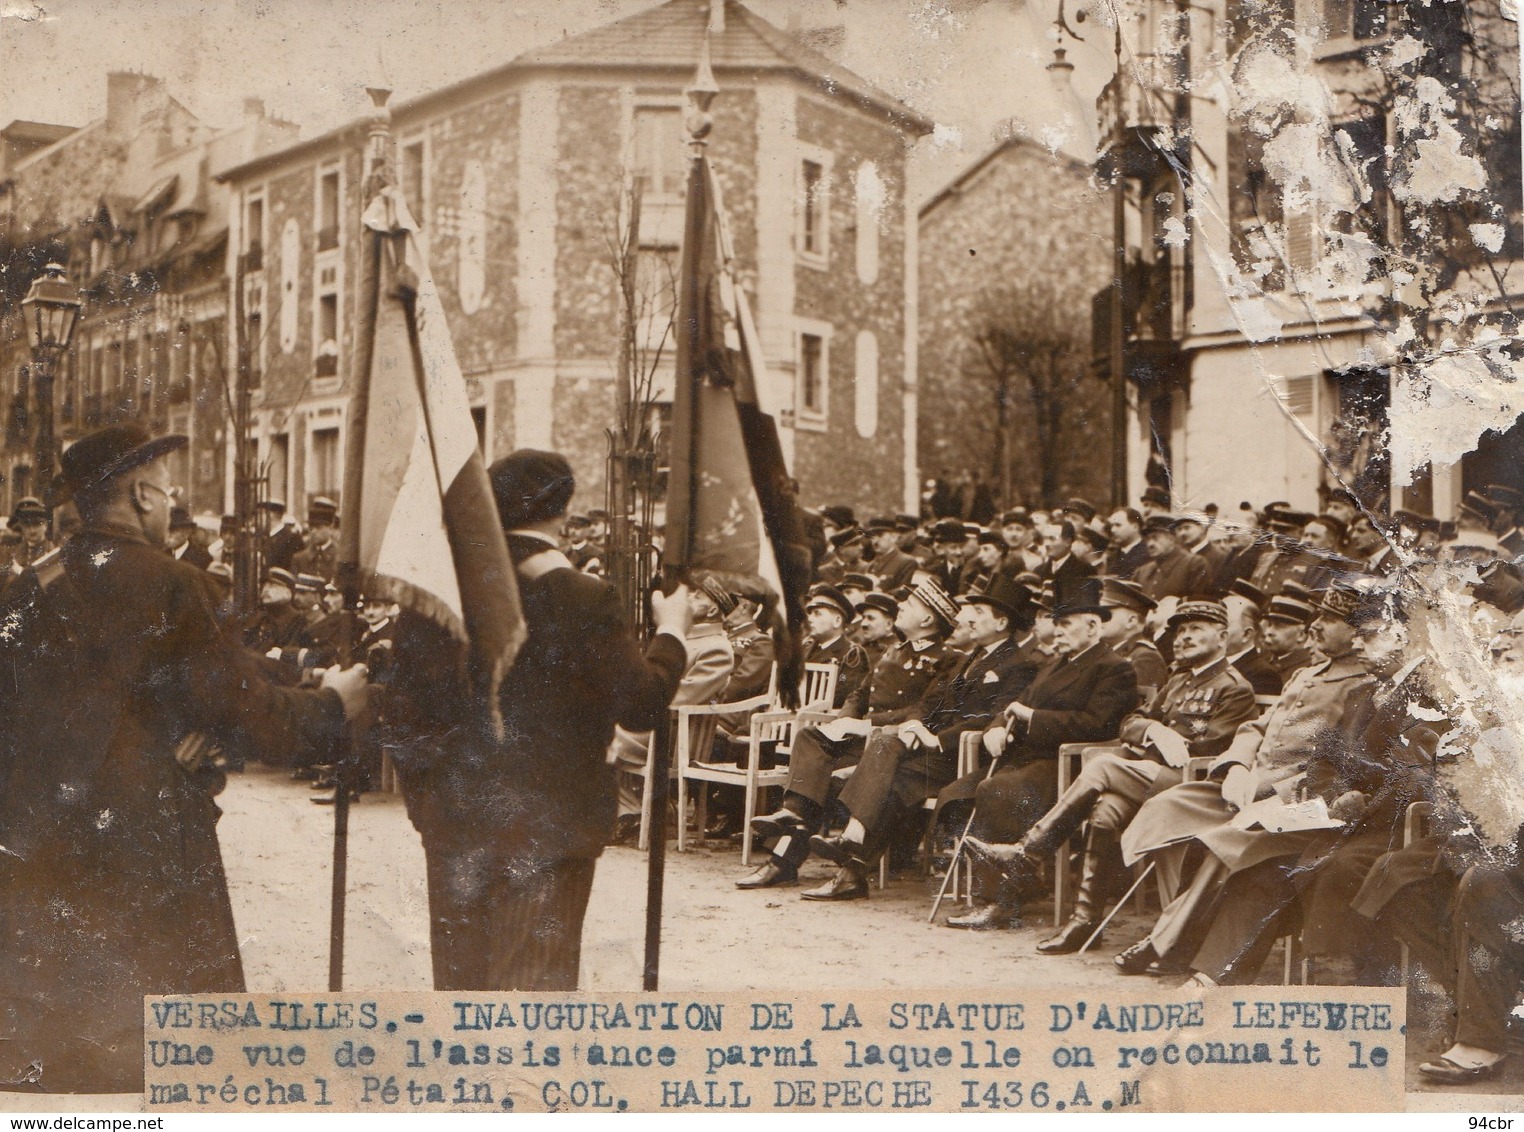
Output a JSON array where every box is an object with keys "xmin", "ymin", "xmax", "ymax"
[
  {"xmin": 968, "ymin": 600, "xmax": 1256, "ymax": 950},
  {"xmin": 737, "ymin": 579, "xmax": 960, "ymax": 890}
]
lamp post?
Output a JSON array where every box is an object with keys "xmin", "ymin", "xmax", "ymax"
[{"xmin": 20, "ymin": 263, "xmax": 82, "ymax": 492}]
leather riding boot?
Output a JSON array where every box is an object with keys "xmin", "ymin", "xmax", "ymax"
[
  {"xmin": 1021, "ymin": 784, "xmax": 1102, "ymax": 859},
  {"xmin": 1037, "ymin": 827, "xmax": 1118, "ymax": 955}
]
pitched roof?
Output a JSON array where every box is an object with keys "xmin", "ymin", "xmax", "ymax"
[
  {"xmin": 919, "ymin": 135, "xmax": 1092, "ymax": 218},
  {"xmin": 452, "ymin": 0, "xmax": 932, "ymax": 135}
]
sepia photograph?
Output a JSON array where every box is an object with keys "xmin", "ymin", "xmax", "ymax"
[{"xmin": 0, "ymin": 0, "xmax": 1521, "ymax": 1115}]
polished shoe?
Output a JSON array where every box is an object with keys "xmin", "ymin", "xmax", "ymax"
[
  {"xmin": 705, "ymin": 813, "xmax": 739, "ymax": 839},
  {"xmin": 945, "ymin": 904, "xmax": 1016, "ymax": 930},
  {"xmin": 964, "ymin": 836, "xmax": 1032, "ymax": 868},
  {"xmin": 800, "ymin": 864, "xmax": 869, "ymax": 901},
  {"xmin": 808, "ymin": 833, "xmax": 866, "ymax": 868},
  {"xmin": 609, "ymin": 814, "xmax": 644, "ymax": 846},
  {"xmin": 735, "ymin": 860, "xmax": 797, "ymax": 890},
  {"xmin": 1114, "ymin": 939, "xmax": 1159, "ymax": 975},
  {"xmin": 1145, "ymin": 956, "xmax": 1191, "ymax": 977},
  {"xmin": 1417, "ymin": 1055, "xmax": 1505, "ymax": 1085},
  {"xmin": 1036, "ymin": 916, "xmax": 1102, "ymax": 955},
  {"xmin": 750, "ymin": 809, "xmax": 804, "ymax": 841}
]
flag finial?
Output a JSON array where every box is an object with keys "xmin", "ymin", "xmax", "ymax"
[{"xmin": 685, "ymin": 26, "xmax": 720, "ymax": 149}]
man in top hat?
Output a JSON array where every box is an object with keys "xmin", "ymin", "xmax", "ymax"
[
  {"xmin": 389, "ymin": 448, "xmax": 691, "ymax": 993},
  {"xmin": 6, "ymin": 496, "xmax": 53, "ymax": 579},
  {"xmin": 935, "ymin": 575, "xmax": 1139, "ymax": 928},
  {"xmin": 801, "ymin": 584, "xmax": 871, "ymax": 709},
  {"xmin": 166, "ymin": 506, "xmax": 211, "ymax": 569},
  {"xmin": 969, "ymin": 599, "xmax": 1257, "ymax": 948},
  {"xmin": 1221, "ymin": 580, "xmax": 1283, "ymax": 696},
  {"xmin": 852, "ymin": 590, "xmax": 901, "ymax": 667},
  {"xmin": 796, "ymin": 576, "xmax": 1044, "ymax": 900},
  {"xmin": 1258, "ymin": 587, "xmax": 1320, "ymax": 683},
  {"xmin": 1135, "ymin": 514, "xmax": 1212, "ymax": 602},
  {"xmin": 1104, "ymin": 507, "xmax": 1150, "ymax": 580},
  {"xmin": 863, "ymin": 518, "xmax": 917, "ymax": 592},
  {"xmin": 0, "ymin": 424, "xmax": 369, "ymax": 1092},
  {"xmin": 927, "ymin": 518, "xmax": 970, "ymax": 596},
  {"xmin": 1098, "ymin": 578, "xmax": 1168, "ymax": 693},
  {"xmin": 1111, "ymin": 579, "xmax": 1375, "ymax": 976},
  {"xmin": 292, "ymin": 496, "xmax": 340, "ymax": 581},
  {"xmin": 259, "ymin": 498, "xmax": 304, "ymax": 572},
  {"xmin": 740, "ymin": 579, "xmax": 962, "ymax": 892}
]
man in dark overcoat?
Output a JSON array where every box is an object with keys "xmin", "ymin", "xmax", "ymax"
[
  {"xmin": 0, "ymin": 425, "xmax": 369, "ymax": 1095},
  {"xmin": 392, "ymin": 449, "xmax": 690, "ymax": 992}
]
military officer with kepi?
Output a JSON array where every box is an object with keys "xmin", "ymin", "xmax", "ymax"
[
  {"xmin": 968, "ymin": 599, "xmax": 1257, "ymax": 949},
  {"xmin": 800, "ymin": 583, "xmax": 870, "ymax": 708}
]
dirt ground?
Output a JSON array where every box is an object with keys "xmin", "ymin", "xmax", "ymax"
[{"xmin": 4, "ymin": 762, "xmax": 1517, "ymax": 1110}]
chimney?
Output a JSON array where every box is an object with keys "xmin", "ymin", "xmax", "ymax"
[{"xmin": 105, "ymin": 71, "xmax": 161, "ymax": 135}]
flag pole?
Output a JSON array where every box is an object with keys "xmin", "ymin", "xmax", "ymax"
[
  {"xmin": 329, "ymin": 70, "xmax": 393, "ymax": 993},
  {"xmin": 645, "ymin": 28, "xmax": 720, "ymax": 992}
]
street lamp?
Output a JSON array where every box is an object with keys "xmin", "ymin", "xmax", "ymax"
[{"xmin": 20, "ymin": 262, "xmax": 82, "ymax": 491}]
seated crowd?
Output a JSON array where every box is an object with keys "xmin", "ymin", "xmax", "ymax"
[{"xmin": 632, "ymin": 483, "xmax": 1524, "ymax": 1087}]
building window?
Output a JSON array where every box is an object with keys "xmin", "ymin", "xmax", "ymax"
[
  {"xmin": 795, "ymin": 319, "xmax": 832, "ymax": 430},
  {"xmin": 244, "ymin": 194, "xmax": 265, "ymax": 269},
  {"xmin": 245, "ymin": 278, "xmax": 264, "ymax": 385},
  {"xmin": 316, "ymin": 167, "xmax": 341, "ymax": 251},
  {"xmin": 309, "ymin": 426, "xmax": 340, "ymax": 505},
  {"xmin": 266, "ymin": 432, "xmax": 289, "ymax": 505},
  {"xmin": 633, "ymin": 105, "xmax": 685, "ymax": 199},
  {"xmin": 315, "ymin": 262, "xmax": 340, "ymax": 379},
  {"xmin": 797, "ymin": 148, "xmax": 832, "ymax": 266},
  {"xmin": 400, "ymin": 136, "xmax": 428, "ymax": 228},
  {"xmin": 854, "ymin": 330, "xmax": 878, "ymax": 439},
  {"xmin": 853, "ymin": 160, "xmax": 883, "ymax": 285}
]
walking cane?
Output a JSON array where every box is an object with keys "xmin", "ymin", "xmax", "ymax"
[
  {"xmin": 928, "ymin": 735, "xmax": 1008, "ymax": 923},
  {"xmin": 1079, "ymin": 860, "xmax": 1155, "ymax": 954}
]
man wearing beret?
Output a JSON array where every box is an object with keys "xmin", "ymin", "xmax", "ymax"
[
  {"xmin": 391, "ymin": 448, "xmax": 691, "ymax": 993},
  {"xmin": 0, "ymin": 424, "xmax": 369, "ymax": 1093},
  {"xmin": 739, "ymin": 580, "xmax": 961, "ymax": 891},
  {"xmin": 970, "ymin": 599, "xmax": 1256, "ymax": 950}
]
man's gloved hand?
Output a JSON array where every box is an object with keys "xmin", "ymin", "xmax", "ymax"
[
  {"xmin": 1221, "ymin": 764, "xmax": 1256, "ymax": 811},
  {"xmin": 650, "ymin": 584, "xmax": 694, "ymax": 640},
  {"xmin": 320, "ymin": 663, "xmax": 371, "ymax": 721},
  {"xmin": 983, "ymin": 726, "xmax": 1009, "ymax": 758}
]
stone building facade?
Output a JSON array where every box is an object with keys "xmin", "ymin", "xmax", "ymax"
[
  {"xmin": 918, "ymin": 137, "xmax": 1112, "ymax": 511},
  {"xmin": 216, "ymin": 0, "xmax": 931, "ymax": 522},
  {"xmin": 0, "ymin": 73, "xmax": 298, "ymax": 518}
]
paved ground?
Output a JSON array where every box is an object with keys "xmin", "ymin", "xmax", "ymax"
[
  {"xmin": 211, "ymin": 763, "xmax": 1524, "ymax": 1105},
  {"xmin": 8, "ymin": 762, "xmax": 1512, "ymax": 1111}
]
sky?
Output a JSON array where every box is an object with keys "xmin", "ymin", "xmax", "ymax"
[{"xmin": 0, "ymin": 0, "xmax": 1121, "ymax": 203}]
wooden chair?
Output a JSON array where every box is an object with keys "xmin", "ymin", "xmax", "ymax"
[
  {"xmin": 1399, "ymin": 800, "xmax": 1434, "ymax": 987},
  {"xmin": 1053, "ymin": 741, "xmax": 1125, "ymax": 926},
  {"xmin": 673, "ymin": 661, "xmax": 839, "ymax": 865}
]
